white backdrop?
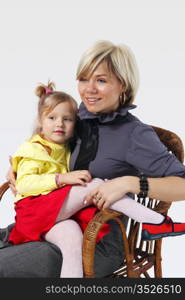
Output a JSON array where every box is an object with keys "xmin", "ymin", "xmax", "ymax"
[{"xmin": 0, "ymin": 0, "xmax": 185, "ymax": 277}]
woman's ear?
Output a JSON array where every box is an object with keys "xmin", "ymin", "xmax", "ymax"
[{"xmin": 121, "ymin": 83, "xmax": 126, "ymax": 94}]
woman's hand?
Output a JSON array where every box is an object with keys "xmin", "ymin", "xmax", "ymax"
[
  {"xmin": 84, "ymin": 176, "xmax": 139, "ymax": 210},
  {"xmin": 57, "ymin": 170, "xmax": 92, "ymax": 186},
  {"xmin": 6, "ymin": 156, "xmax": 17, "ymax": 196}
]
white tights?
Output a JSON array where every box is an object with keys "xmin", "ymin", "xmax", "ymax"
[
  {"xmin": 44, "ymin": 220, "xmax": 83, "ymax": 278},
  {"xmin": 45, "ymin": 178, "xmax": 164, "ymax": 277}
]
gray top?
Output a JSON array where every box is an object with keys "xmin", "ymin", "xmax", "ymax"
[
  {"xmin": 69, "ymin": 103, "xmax": 185, "ymax": 277},
  {"xmin": 70, "ymin": 103, "xmax": 185, "ymax": 179}
]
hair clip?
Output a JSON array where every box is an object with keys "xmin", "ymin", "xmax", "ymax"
[{"xmin": 45, "ymin": 88, "xmax": 53, "ymax": 95}]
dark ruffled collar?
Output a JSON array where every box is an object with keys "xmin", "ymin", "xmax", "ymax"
[{"xmin": 78, "ymin": 102, "xmax": 137, "ymax": 123}]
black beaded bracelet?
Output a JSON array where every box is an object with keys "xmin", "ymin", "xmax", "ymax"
[{"xmin": 137, "ymin": 173, "xmax": 149, "ymax": 199}]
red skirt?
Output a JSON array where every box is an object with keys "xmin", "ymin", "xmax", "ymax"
[{"xmin": 8, "ymin": 186, "xmax": 110, "ymax": 245}]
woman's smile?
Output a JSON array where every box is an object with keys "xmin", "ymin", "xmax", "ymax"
[{"xmin": 85, "ymin": 97, "xmax": 102, "ymax": 105}]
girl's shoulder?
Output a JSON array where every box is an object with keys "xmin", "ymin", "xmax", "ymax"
[
  {"xmin": 12, "ymin": 140, "xmax": 51, "ymax": 173},
  {"xmin": 12, "ymin": 139, "xmax": 51, "ymax": 161}
]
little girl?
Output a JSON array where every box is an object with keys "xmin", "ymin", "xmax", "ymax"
[{"xmin": 8, "ymin": 81, "xmax": 185, "ymax": 277}]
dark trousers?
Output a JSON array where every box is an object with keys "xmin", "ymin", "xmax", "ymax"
[{"xmin": 0, "ymin": 217, "xmax": 127, "ymax": 278}]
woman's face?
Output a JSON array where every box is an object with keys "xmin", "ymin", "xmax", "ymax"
[{"xmin": 78, "ymin": 62, "xmax": 124, "ymax": 114}]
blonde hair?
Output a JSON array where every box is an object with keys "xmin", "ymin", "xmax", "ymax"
[
  {"xmin": 33, "ymin": 81, "xmax": 78, "ymax": 135},
  {"xmin": 76, "ymin": 40, "xmax": 139, "ymax": 106}
]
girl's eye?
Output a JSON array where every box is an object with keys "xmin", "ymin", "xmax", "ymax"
[
  {"xmin": 64, "ymin": 118, "xmax": 74, "ymax": 122},
  {"xmin": 48, "ymin": 116, "xmax": 55, "ymax": 120}
]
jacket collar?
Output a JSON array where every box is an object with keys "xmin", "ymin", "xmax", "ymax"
[{"xmin": 78, "ymin": 102, "xmax": 136, "ymax": 123}]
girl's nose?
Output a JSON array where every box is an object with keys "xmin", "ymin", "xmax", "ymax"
[{"xmin": 56, "ymin": 119, "xmax": 64, "ymax": 127}]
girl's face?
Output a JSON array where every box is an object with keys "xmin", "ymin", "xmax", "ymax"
[
  {"xmin": 78, "ymin": 61, "xmax": 124, "ymax": 114},
  {"xmin": 40, "ymin": 102, "xmax": 76, "ymax": 145}
]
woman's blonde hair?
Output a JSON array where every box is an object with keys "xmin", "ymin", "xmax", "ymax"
[
  {"xmin": 76, "ymin": 40, "xmax": 139, "ymax": 106},
  {"xmin": 33, "ymin": 81, "xmax": 78, "ymax": 135}
]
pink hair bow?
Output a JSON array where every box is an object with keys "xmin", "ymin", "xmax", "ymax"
[{"xmin": 45, "ymin": 88, "xmax": 53, "ymax": 95}]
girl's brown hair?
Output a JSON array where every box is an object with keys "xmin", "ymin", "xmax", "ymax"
[{"xmin": 33, "ymin": 81, "xmax": 78, "ymax": 135}]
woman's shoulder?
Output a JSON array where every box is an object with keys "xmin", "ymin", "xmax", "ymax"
[
  {"xmin": 126, "ymin": 112, "xmax": 154, "ymax": 133},
  {"xmin": 117, "ymin": 112, "xmax": 147, "ymax": 135}
]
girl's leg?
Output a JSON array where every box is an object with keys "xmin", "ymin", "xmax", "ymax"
[
  {"xmin": 110, "ymin": 196, "xmax": 164, "ymax": 224},
  {"xmin": 45, "ymin": 179, "xmax": 103, "ymax": 277},
  {"xmin": 110, "ymin": 196, "xmax": 185, "ymax": 240},
  {"xmin": 56, "ymin": 177, "xmax": 164, "ymax": 224},
  {"xmin": 44, "ymin": 220, "xmax": 83, "ymax": 278},
  {"xmin": 56, "ymin": 178, "xmax": 103, "ymax": 222}
]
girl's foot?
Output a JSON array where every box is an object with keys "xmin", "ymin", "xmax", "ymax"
[{"xmin": 142, "ymin": 216, "xmax": 185, "ymax": 240}]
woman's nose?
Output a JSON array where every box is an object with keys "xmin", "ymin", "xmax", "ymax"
[{"xmin": 86, "ymin": 80, "xmax": 97, "ymax": 93}]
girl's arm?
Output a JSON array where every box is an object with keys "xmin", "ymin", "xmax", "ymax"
[
  {"xmin": 15, "ymin": 158, "xmax": 57, "ymax": 196},
  {"xmin": 15, "ymin": 158, "xmax": 92, "ymax": 197}
]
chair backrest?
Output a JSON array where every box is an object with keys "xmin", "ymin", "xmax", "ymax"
[{"xmin": 152, "ymin": 125, "xmax": 184, "ymax": 163}]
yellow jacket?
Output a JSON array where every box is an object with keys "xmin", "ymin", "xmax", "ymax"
[{"xmin": 12, "ymin": 134, "xmax": 70, "ymax": 202}]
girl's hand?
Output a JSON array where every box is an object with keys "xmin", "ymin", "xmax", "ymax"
[
  {"xmin": 57, "ymin": 170, "xmax": 92, "ymax": 186},
  {"xmin": 6, "ymin": 156, "xmax": 17, "ymax": 196},
  {"xmin": 84, "ymin": 176, "xmax": 139, "ymax": 210}
]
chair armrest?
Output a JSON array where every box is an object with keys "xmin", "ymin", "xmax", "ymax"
[
  {"xmin": 82, "ymin": 209, "xmax": 131, "ymax": 278},
  {"xmin": 82, "ymin": 199, "xmax": 172, "ymax": 278},
  {"xmin": 153, "ymin": 200, "xmax": 172, "ymax": 215},
  {"xmin": 0, "ymin": 181, "xmax": 9, "ymax": 201}
]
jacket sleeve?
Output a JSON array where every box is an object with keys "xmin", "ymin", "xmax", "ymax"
[
  {"xmin": 126, "ymin": 123, "xmax": 185, "ymax": 178},
  {"xmin": 15, "ymin": 158, "xmax": 57, "ymax": 197}
]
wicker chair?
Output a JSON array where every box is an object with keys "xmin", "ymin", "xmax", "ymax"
[
  {"xmin": 82, "ymin": 126, "xmax": 184, "ymax": 278},
  {"xmin": 0, "ymin": 126, "xmax": 184, "ymax": 278}
]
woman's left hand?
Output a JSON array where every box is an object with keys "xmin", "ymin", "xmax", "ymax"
[{"xmin": 84, "ymin": 176, "xmax": 137, "ymax": 210}]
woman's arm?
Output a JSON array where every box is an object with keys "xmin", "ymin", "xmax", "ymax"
[
  {"xmin": 86, "ymin": 123, "xmax": 185, "ymax": 207},
  {"xmin": 125, "ymin": 124, "xmax": 185, "ymax": 202},
  {"xmin": 6, "ymin": 156, "xmax": 17, "ymax": 195},
  {"xmin": 125, "ymin": 175, "xmax": 185, "ymax": 202},
  {"xmin": 84, "ymin": 175, "xmax": 185, "ymax": 209}
]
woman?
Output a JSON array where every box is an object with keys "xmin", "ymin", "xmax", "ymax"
[{"xmin": 1, "ymin": 40, "xmax": 185, "ymax": 277}]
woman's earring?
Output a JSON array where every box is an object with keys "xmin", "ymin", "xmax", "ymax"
[{"xmin": 119, "ymin": 93, "xmax": 126, "ymax": 106}]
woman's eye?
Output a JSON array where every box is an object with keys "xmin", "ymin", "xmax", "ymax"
[
  {"xmin": 98, "ymin": 79, "xmax": 106, "ymax": 83},
  {"xmin": 79, "ymin": 78, "xmax": 87, "ymax": 82}
]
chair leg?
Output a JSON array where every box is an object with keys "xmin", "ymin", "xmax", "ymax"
[
  {"xmin": 154, "ymin": 239, "xmax": 162, "ymax": 277},
  {"xmin": 127, "ymin": 269, "xmax": 140, "ymax": 278}
]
